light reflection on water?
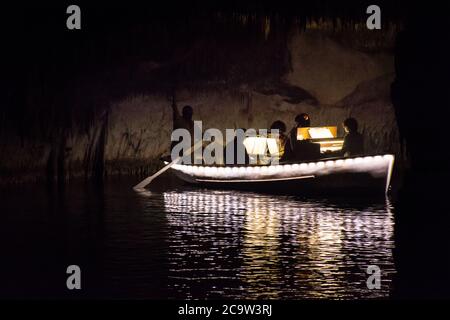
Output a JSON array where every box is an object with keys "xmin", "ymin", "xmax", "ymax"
[
  {"xmin": 160, "ymin": 189, "xmax": 395, "ymax": 299},
  {"xmin": 1, "ymin": 181, "xmax": 395, "ymax": 299}
]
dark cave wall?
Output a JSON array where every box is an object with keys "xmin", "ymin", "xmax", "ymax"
[
  {"xmin": 107, "ymin": 28, "xmax": 399, "ymax": 169},
  {"xmin": 0, "ymin": 7, "xmax": 402, "ymax": 184}
]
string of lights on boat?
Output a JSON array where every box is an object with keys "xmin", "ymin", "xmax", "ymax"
[{"xmin": 166, "ymin": 154, "xmax": 394, "ymax": 193}]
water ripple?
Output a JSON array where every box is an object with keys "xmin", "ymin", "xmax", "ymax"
[{"xmin": 159, "ymin": 189, "xmax": 395, "ymax": 299}]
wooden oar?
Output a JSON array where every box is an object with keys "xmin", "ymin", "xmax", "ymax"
[{"xmin": 133, "ymin": 140, "xmax": 203, "ymax": 190}]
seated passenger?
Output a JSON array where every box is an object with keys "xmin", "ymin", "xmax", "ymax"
[
  {"xmin": 287, "ymin": 114, "xmax": 321, "ymax": 161},
  {"xmin": 269, "ymin": 121, "xmax": 292, "ymax": 161},
  {"xmin": 289, "ymin": 113, "xmax": 311, "ymax": 151},
  {"xmin": 341, "ymin": 117, "xmax": 364, "ymax": 157}
]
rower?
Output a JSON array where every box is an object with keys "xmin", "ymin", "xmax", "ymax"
[
  {"xmin": 171, "ymin": 103, "xmax": 195, "ymax": 136},
  {"xmin": 170, "ymin": 102, "xmax": 203, "ymax": 164}
]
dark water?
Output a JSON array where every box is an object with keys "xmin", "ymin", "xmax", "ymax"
[{"xmin": 1, "ymin": 177, "xmax": 395, "ymax": 299}]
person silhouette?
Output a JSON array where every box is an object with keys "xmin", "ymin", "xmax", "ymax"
[
  {"xmin": 287, "ymin": 113, "xmax": 320, "ymax": 161},
  {"xmin": 341, "ymin": 117, "xmax": 364, "ymax": 157},
  {"xmin": 270, "ymin": 120, "xmax": 292, "ymax": 161},
  {"xmin": 289, "ymin": 113, "xmax": 311, "ymax": 150},
  {"xmin": 171, "ymin": 103, "xmax": 195, "ymax": 136}
]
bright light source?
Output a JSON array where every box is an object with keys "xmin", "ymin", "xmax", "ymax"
[
  {"xmin": 316, "ymin": 162, "xmax": 325, "ymax": 168},
  {"xmin": 243, "ymin": 137, "xmax": 268, "ymax": 156},
  {"xmin": 344, "ymin": 158, "xmax": 354, "ymax": 165},
  {"xmin": 169, "ymin": 154, "xmax": 395, "ymax": 195},
  {"xmin": 308, "ymin": 127, "xmax": 334, "ymax": 139},
  {"xmin": 267, "ymin": 138, "xmax": 280, "ymax": 156}
]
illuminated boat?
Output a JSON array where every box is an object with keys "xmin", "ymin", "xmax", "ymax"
[
  {"xmin": 162, "ymin": 126, "xmax": 394, "ymax": 195},
  {"xmin": 167, "ymin": 154, "xmax": 395, "ymax": 195}
]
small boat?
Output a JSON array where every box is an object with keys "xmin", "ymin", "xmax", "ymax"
[{"xmin": 166, "ymin": 154, "xmax": 395, "ymax": 196}]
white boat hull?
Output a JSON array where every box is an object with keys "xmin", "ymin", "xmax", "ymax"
[{"xmin": 168, "ymin": 154, "xmax": 395, "ymax": 195}]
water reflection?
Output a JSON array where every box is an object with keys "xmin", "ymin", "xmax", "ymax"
[
  {"xmin": 0, "ymin": 180, "xmax": 395, "ymax": 299},
  {"xmin": 162, "ymin": 189, "xmax": 395, "ymax": 299}
]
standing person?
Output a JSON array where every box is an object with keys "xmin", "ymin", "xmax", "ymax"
[
  {"xmin": 170, "ymin": 101, "xmax": 198, "ymax": 163},
  {"xmin": 171, "ymin": 101, "xmax": 195, "ymax": 136},
  {"xmin": 341, "ymin": 117, "xmax": 364, "ymax": 157}
]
